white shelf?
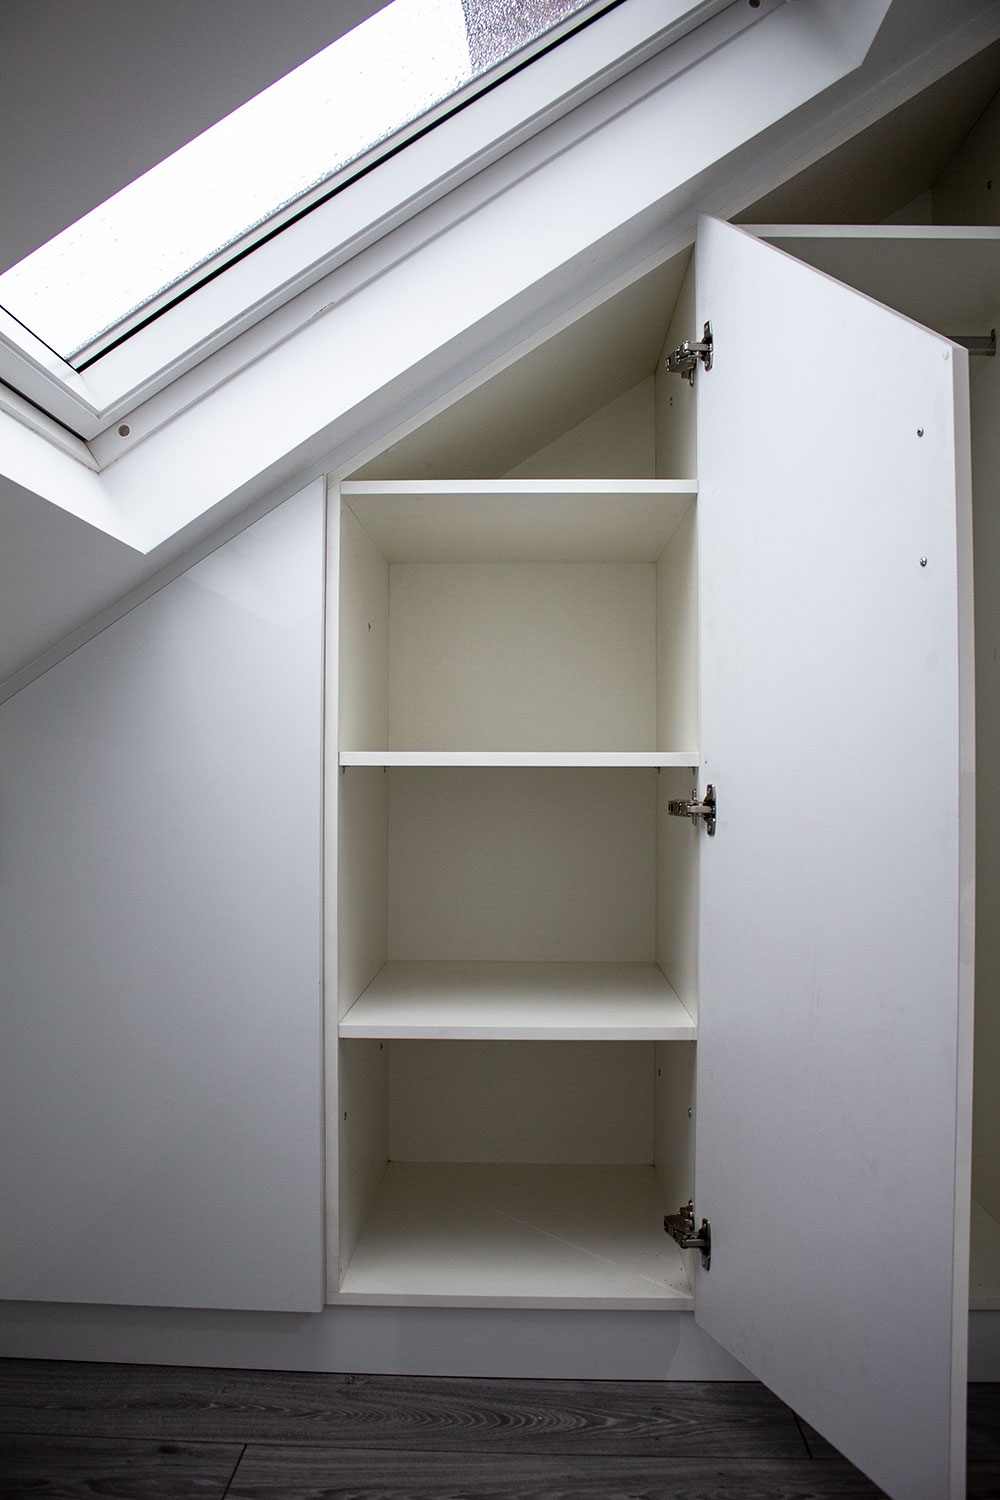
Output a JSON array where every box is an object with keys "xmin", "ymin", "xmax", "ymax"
[
  {"xmin": 339, "ymin": 961, "xmax": 697, "ymax": 1039},
  {"xmin": 971, "ymin": 1199, "xmax": 1000, "ymax": 1310},
  {"xmin": 333, "ymin": 1162, "xmax": 693, "ymax": 1308},
  {"xmin": 340, "ymin": 751, "xmax": 699, "ymax": 767},
  {"xmin": 340, "ymin": 480, "xmax": 697, "ymax": 563}
]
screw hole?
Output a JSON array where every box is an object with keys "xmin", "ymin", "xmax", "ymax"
[
  {"xmin": 988, "ymin": 180, "xmax": 993, "ymax": 190},
  {"xmin": 117, "ymin": 424, "xmax": 130, "ymax": 437},
  {"xmin": 748, "ymin": 0, "xmax": 761, "ymax": 7},
  {"xmin": 917, "ymin": 427, "xmax": 924, "ymax": 437}
]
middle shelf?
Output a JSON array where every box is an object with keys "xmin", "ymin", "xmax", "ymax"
[{"xmin": 339, "ymin": 960, "xmax": 697, "ymax": 1039}]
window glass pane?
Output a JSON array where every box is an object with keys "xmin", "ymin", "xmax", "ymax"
[{"xmin": 0, "ymin": 0, "xmax": 591, "ymax": 363}]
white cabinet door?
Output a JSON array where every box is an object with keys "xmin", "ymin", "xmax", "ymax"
[
  {"xmin": 0, "ymin": 484, "xmax": 325, "ymax": 1312},
  {"xmin": 693, "ymin": 217, "xmax": 975, "ymax": 1500}
]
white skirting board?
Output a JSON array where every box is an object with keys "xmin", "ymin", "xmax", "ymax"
[
  {"xmin": 0, "ymin": 1301, "xmax": 747, "ymax": 1379},
  {"xmin": 2, "ymin": 1302, "xmax": 998, "ymax": 1380}
]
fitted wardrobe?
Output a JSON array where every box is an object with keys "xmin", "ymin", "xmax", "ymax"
[
  {"xmin": 0, "ymin": 213, "xmax": 996, "ymax": 1500},
  {"xmin": 326, "ymin": 216, "xmax": 997, "ymax": 1500}
]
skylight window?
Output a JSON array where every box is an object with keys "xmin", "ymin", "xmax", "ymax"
[{"xmin": 0, "ymin": 0, "xmax": 594, "ymax": 367}]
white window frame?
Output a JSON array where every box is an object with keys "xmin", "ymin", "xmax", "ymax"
[{"xmin": 0, "ymin": 0, "xmax": 763, "ymax": 448}]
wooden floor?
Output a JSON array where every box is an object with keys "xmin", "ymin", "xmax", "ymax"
[{"xmin": 0, "ymin": 1361, "xmax": 997, "ymax": 1498}]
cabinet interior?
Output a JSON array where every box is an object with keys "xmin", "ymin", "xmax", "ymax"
[
  {"xmin": 338, "ymin": 484, "xmax": 698, "ymax": 755},
  {"xmin": 328, "ymin": 232, "xmax": 1000, "ymax": 1312}
]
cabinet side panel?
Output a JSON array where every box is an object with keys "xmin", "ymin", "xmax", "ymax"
[
  {"xmin": 387, "ymin": 1041, "xmax": 653, "ymax": 1163},
  {"xmin": 656, "ymin": 504, "xmax": 698, "ymax": 753},
  {"xmin": 325, "ymin": 484, "xmax": 342, "ymax": 1300},
  {"xmin": 338, "ymin": 768, "xmax": 389, "ymax": 1016},
  {"xmin": 339, "ymin": 501, "xmax": 389, "ymax": 750},
  {"xmin": 654, "ymin": 1039, "xmax": 696, "ymax": 1218},
  {"xmin": 971, "ymin": 334, "xmax": 1000, "ymax": 1226},
  {"xmin": 387, "ymin": 768, "xmax": 656, "ymax": 961},
  {"xmin": 656, "ymin": 768, "xmax": 699, "ymax": 1019},
  {"xmin": 655, "ymin": 252, "xmax": 696, "ymax": 480},
  {"xmin": 0, "ymin": 485, "xmax": 325, "ymax": 1311},
  {"xmin": 338, "ymin": 1040, "xmax": 389, "ymax": 1284}
]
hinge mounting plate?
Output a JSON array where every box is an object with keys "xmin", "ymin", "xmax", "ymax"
[
  {"xmin": 664, "ymin": 1200, "xmax": 711, "ymax": 1270},
  {"xmin": 665, "ymin": 321, "xmax": 713, "ymax": 384},
  {"xmin": 667, "ymin": 783, "xmax": 716, "ymax": 836}
]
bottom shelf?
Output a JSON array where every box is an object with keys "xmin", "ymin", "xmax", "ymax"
[{"xmin": 334, "ymin": 1162, "xmax": 693, "ymax": 1309}]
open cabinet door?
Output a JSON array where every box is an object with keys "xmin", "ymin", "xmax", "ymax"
[{"xmin": 693, "ymin": 217, "xmax": 975, "ymax": 1500}]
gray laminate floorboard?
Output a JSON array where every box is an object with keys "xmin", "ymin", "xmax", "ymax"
[
  {"xmin": 224, "ymin": 1445, "xmax": 889, "ymax": 1499},
  {"xmin": 0, "ymin": 1433, "xmax": 244, "ymax": 1500},
  {"xmin": 967, "ymin": 1462, "xmax": 1000, "ymax": 1499},
  {"xmin": 2, "ymin": 1361, "xmax": 995, "ymax": 1499},
  {"xmin": 971, "ymin": 1384, "xmax": 1000, "ymax": 1461},
  {"xmin": 0, "ymin": 1364, "xmax": 806, "ymax": 1456}
]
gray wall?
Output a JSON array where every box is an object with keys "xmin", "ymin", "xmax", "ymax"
[{"xmin": 0, "ymin": 0, "xmax": 389, "ymax": 272}]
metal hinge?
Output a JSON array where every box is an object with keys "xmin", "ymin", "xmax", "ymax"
[
  {"xmin": 664, "ymin": 1201, "xmax": 711, "ymax": 1270},
  {"xmin": 664, "ymin": 321, "xmax": 713, "ymax": 384},
  {"xmin": 667, "ymin": 783, "xmax": 716, "ymax": 836}
]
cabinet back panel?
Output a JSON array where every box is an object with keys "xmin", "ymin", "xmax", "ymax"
[
  {"xmin": 387, "ymin": 1041, "xmax": 653, "ymax": 1163},
  {"xmin": 388, "ymin": 562, "xmax": 656, "ymax": 750},
  {"xmin": 387, "ymin": 768, "xmax": 656, "ymax": 961},
  {"xmin": 503, "ymin": 378, "xmax": 656, "ymax": 480}
]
